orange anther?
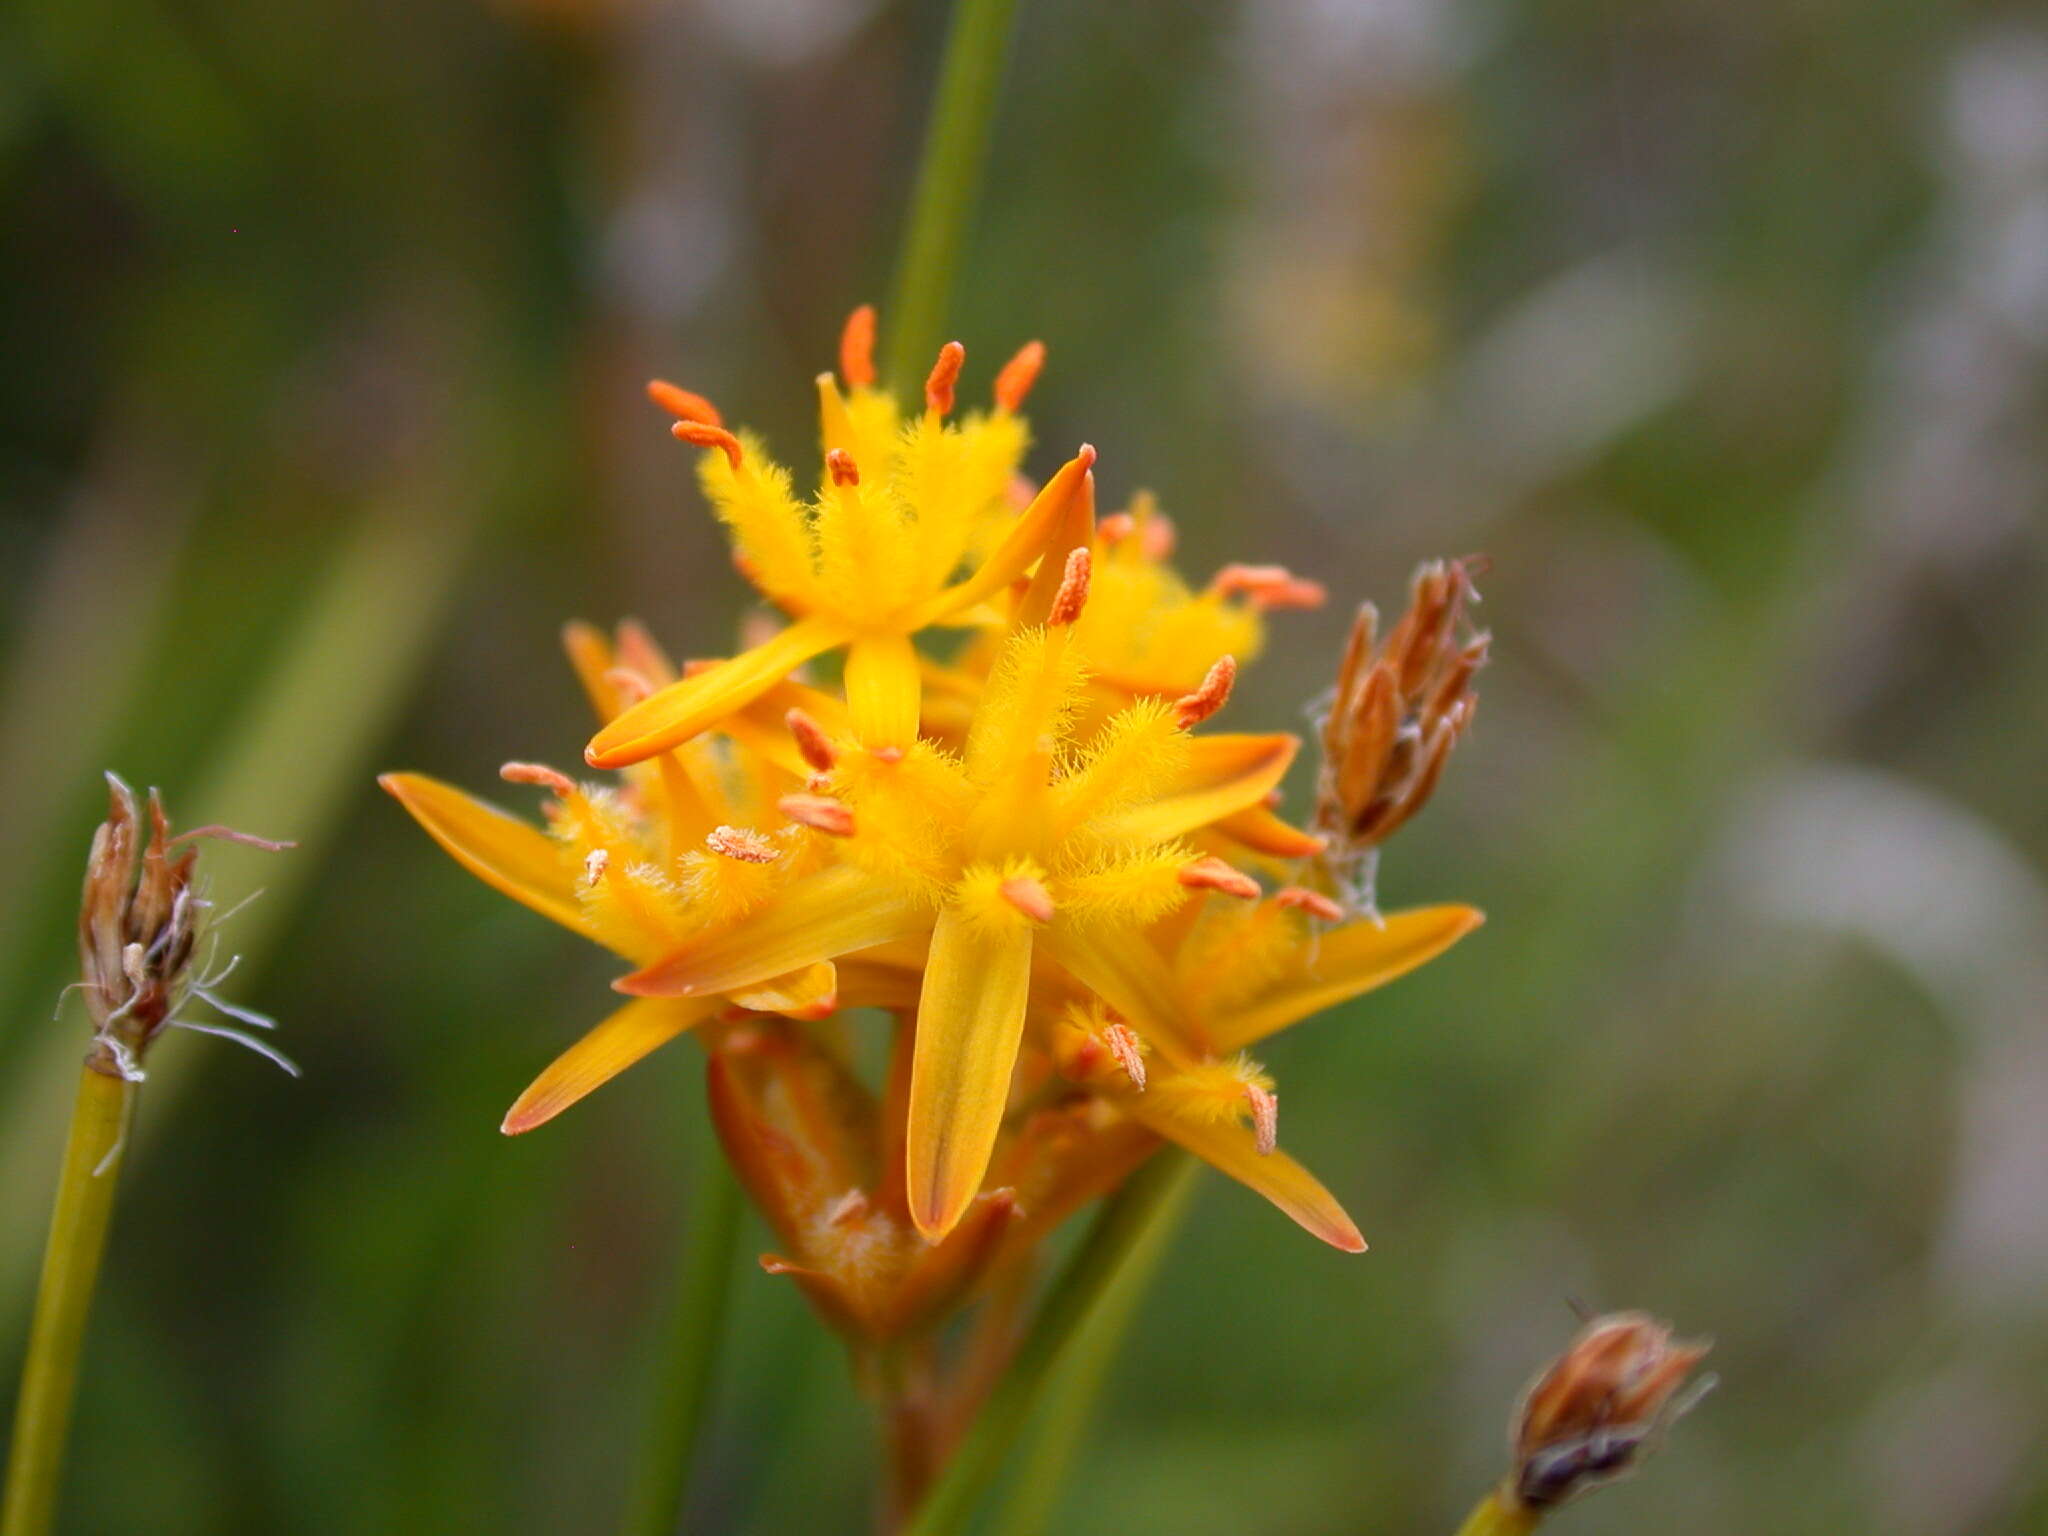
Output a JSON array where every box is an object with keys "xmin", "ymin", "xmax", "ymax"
[
  {"xmin": 998, "ymin": 875, "xmax": 1055, "ymax": 924},
  {"xmin": 925, "ymin": 341, "xmax": 966, "ymax": 415},
  {"xmin": 582, "ymin": 848, "xmax": 609, "ymax": 888},
  {"xmin": 1211, "ymin": 563, "xmax": 1328, "ymax": 611},
  {"xmin": 1245, "ymin": 1084, "xmax": 1278, "ymax": 1155},
  {"xmin": 826, "ymin": 448, "xmax": 859, "ymax": 487},
  {"xmin": 779, "ymin": 793, "xmax": 855, "ymax": 837},
  {"xmin": 839, "ymin": 304, "xmax": 877, "ymax": 389},
  {"xmin": 672, "ymin": 420, "xmax": 743, "ymax": 471},
  {"xmin": 706, "ymin": 825, "xmax": 779, "ymax": 864},
  {"xmin": 993, "ymin": 339, "xmax": 1045, "ymax": 412},
  {"xmin": 500, "ymin": 761, "xmax": 575, "ymax": 794},
  {"xmin": 1047, "ymin": 547, "xmax": 1092, "ymax": 627},
  {"xmin": 786, "ymin": 708, "xmax": 838, "ymax": 773},
  {"xmin": 646, "ymin": 379, "xmax": 723, "ymax": 427},
  {"xmin": 1178, "ymin": 855, "xmax": 1260, "ymax": 901},
  {"xmin": 1275, "ymin": 886, "xmax": 1346, "ymax": 923},
  {"xmin": 1173, "ymin": 655, "xmax": 1237, "ymax": 728},
  {"xmin": 1102, "ymin": 1022, "xmax": 1147, "ymax": 1091}
]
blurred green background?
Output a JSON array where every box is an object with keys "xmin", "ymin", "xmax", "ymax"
[{"xmin": 5, "ymin": 0, "xmax": 2048, "ymax": 1530}]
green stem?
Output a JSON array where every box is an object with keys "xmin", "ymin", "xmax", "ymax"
[
  {"xmin": 618, "ymin": 1121, "xmax": 744, "ymax": 1536},
  {"xmin": 2, "ymin": 1065, "xmax": 131, "ymax": 1536},
  {"xmin": 903, "ymin": 1150, "xmax": 1198, "ymax": 1536},
  {"xmin": 988, "ymin": 1159, "xmax": 1195, "ymax": 1536},
  {"xmin": 882, "ymin": 0, "xmax": 1024, "ymax": 391},
  {"xmin": 1452, "ymin": 1488, "xmax": 1539, "ymax": 1536}
]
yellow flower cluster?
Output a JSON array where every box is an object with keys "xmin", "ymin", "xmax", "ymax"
[{"xmin": 381, "ymin": 307, "xmax": 1482, "ymax": 1341}]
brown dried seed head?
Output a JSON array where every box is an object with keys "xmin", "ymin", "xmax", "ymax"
[
  {"xmin": 76, "ymin": 774, "xmax": 290, "ymax": 1077},
  {"xmin": 1508, "ymin": 1312, "xmax": 1711, "ymax": 1513},
  {"xmin": 1314, "ymin": 556, "xmax": 1488, "ymax": 869}
]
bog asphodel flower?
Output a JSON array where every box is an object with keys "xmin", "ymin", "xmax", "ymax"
[{"xmin": 382, "ymin": 306, "xmax": 1485, "ymax": 1360}]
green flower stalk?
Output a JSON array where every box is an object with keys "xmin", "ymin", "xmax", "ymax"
[{"xmin": 2, "ymin": 778, "xmax": 290, "ymax": 1536}]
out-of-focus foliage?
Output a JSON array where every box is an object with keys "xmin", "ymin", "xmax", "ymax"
[{"xmin": 4, "ymin": 0, "xmax": 2046, "ymax": 1531}]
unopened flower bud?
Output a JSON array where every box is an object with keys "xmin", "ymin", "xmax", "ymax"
[{"xmin": 1504, "ymin": 1311, "xmax": 1711, "ymax": 1514}]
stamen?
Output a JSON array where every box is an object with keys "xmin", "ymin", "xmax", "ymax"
[
  {"xmin": 1047, "ymin": 547, "xmax": 1092, "ymax": 626},
  {"xmin": 993, "ymin": 340, "xmax": 1045, "ymax": 412},
  {"xmin": 779, "ymin": 793, "xmax": 855, "ymax": 837},
  {"xmin": 164, "ymin": 825, "xmax": 296, "ymax": 852},
  {"xmin": 925, "ymin": 341, "xmax": 966, "ymax": 415},
  {"xmin": 603, "ymin": 666, "xmax": 653, "ymax": 705},
  {"xmin": 825, "ymin": 1188, "xmax": 871, "ymax": 1227},
  {"xmin": 825, "ymin": 448, "xmax": 859, "ymax": 487},
  {"xmin": 1244, "ymin": 1084, "xmax": 1279, "ymax": 1155},
  {"xmin": 1102, "ymin": 1021, "xmax": 1147, "ymax": 1091},
  {"xmin": 839, "ymin": 304, "xmax": 877, "ymax": 389},
  {"xmin": 1172, "ymin": 655, "xmax": 1237, "ymax": 728},
  {"xmin": 582, "ymin": 849, "xmax": 610, "ymax": 889},
  {"xmin": 672, "ymin": 420, "xmax": 743, "ymax": 471},
  {"xmin": 501, "ymin": 761, "xmax": 575, "ymax": 794},
  {"xmin": 998, "ymin": 875, "xmax": 1055, "ymax": 924},
  {"xmin": 645, "ymin": 379, "xmax": 724, "ymax": 427},
  {"xmin": 706, "ymin": 825, "xmax": 779, "ymax": 864},
  {"xmin": 1179, "ymin": 856, "xmax": 1261, "ymax": 901},
  {"xmin": 1100, "ymin": 501, "xmax": 1177, "ymax": 560},
  {"xmin": 1211, "ymin": 563, "xmax": 1327, "ymax": 611},
  {"xmin": 786, "ymin": 708, "xmax": 838, "ymax": 773},
  {"xmin": 1275, "ymin": 886, "xmax": 1345, "ymax": 923}
]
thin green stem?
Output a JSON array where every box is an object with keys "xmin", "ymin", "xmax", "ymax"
[
  {"xmin": 882, "ymin": 0, "xmax": 1024, "ymax": 391},
  {"xmin": 903, "ymin": 1150, "xmax": 1198, "ymax": 1536},
  {"xmin": 3, "ymin": 1066, "xmax": 132, "ymax": 1536},
  {"xmin": 1451, "ymin": 1488, "xmax": 1539, "ymax": 1536},
  {"xmin": 987, "ymin": 1160, "xmax": 1196, "ymax": 1536},
  {"xmin": 619, "ymin": 1117, "xmax": 744, "ymax": 1536}
]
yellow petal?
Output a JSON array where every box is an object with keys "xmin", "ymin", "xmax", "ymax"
[
  {"xmin": 1097, "ymin": 734, "xmax": 1298, "ymax": 845},
  {"xmin": 904, "ymin": 449, "xmax": 1096, "ymax": 627},
  {"xmin": 562, "ymin": 621, "xmax": 621, "ymax": 723},
  {"xmin": 834, "ymin": 958, "xmax": 925, "ymax": 1011},
  {"xmin": 905, "ymin": 909, "xmax": 1036, "ymax": 1243},
  {"xmin": 616, "ymin": 867, "xmax": 928, "ymax": 999},
  {"xmin": 844, "ymin": 631, "xmax": 923, "ymax": 749},
  {"xmin": 1038, "ymin": 927, "xmax": 1208, "ymax": 1068},
  {"xmin": 379, "ymin": 773, "xmax": 592, "ymax": 940},
  {"xmin": 1011, "ymin": 455, "xmax": 1096, "ymax": 627},
  {"xmin": 729, "ymin": 960, "xmax": 838, "ymax": 1018},
  {"xmin": 1213, "ymin": 904, "xmax": 1486, "ymax": 1051},
  {"xmin": 586, "ymin": 614, "xmax": 850, "ymax": 769},
  {"xmin": 1212, "ymin": 802, "xmax": 1327, "ymax": 860},
  {"xmin": 1117, "ymin": 1092, "xmax": 1366, "ymax": 1252},
  {"xmin": 501, "ymin": 996, "xmax": 718, "ymax": 1135}
]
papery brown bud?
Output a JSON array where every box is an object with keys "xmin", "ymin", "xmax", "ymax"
[
  {"xmin": 1506, "ymin": 1312, "xmax": 1712, "ymax": 1513},
  {"xmin": 76, "ymin": 775, "xmax": 292, "ymax": 1080},
  {"xmin": 1313, "ymin": 557, "xmax": 1488, "ymax": 905}
]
